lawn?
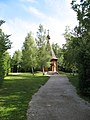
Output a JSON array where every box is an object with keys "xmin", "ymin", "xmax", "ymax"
[
  {"xmin": 66, "ymin": 73, "xmax": 79, "ymax": 90},
  {"xmin": 0, "ymin": 72, "xmax": 49, "ymax": 120},
  {"xmin": 66, "ymin": 73, "xmax": 90, "ymax": 103}
]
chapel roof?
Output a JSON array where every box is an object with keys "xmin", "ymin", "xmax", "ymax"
[
  {"xmin": 47, "ymin": 30, "xmax": 58, "ymax": 60},
  {"xmin": 50, "ymin": 47, "xmax": 58, "ymax": 60}
]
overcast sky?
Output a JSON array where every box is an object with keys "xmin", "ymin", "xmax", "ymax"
[{"xmin": 0, "ymin": 0, "xmax": 78, "ymax": 56}]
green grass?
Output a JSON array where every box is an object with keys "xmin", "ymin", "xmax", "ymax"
[
  {"xmin": 66, "ymin": 73, "xmax": 79, "ymax": 90},
  {"xmin": 59, "ymin": 71, "xmax": 90, "ymax": 102},
  {"xmin": 66, "ymin": 73, "xmax": 90, "ymax": 103},
  {"xmin": 0, "ymin": 72, "xmax": 49, "ymax": 120}
]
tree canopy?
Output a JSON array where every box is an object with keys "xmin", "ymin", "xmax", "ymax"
[
  {"xmin": 36, "ymin": 24, "xmax": 51, "ymax": 74},
  {"xmin": 11, "ymin": 50, "xmax": 22, "ymax": 72},
  {"xmin": 22, "ymin": 32, "xmax": 37, "ymax": 74},
  {"xmin": 0, "ymin": 20, "xmax": 11, "ymax": 84},
  {"xmin": 63, "ymin": 0, "xmax": 90, "ymax": 95}
]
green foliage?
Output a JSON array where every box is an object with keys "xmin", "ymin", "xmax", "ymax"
[
  {"xmin": 0, "ymin": 20, "xmax": 11, "ymax": 84},
  {"xmin": 3, "ymin": 52, "xmax": 11, "ymax": 76},
  {"xmin": 63, "ymin": 26, "xmax": 77, "ymax": 73},
  {"xmin": 0, "ymin": 73, "xmax": 49, "ymax": 120},
  {"xmin": 11, "ymin": 50, "xmax": 22, "ymax": 72},
  {"xmin": 36, "ymin": 24, "xmax": 51, "ymax": 74},
  {"xmin": 0, "ymin": 57, "xmax": 4, "ymax": 84},
  {"xmin": 67, "ymin": 73, "xmax": 90, "ymax": 102},
  {"xmin": 22, "ymin": 32, "xmax": 37, "ymax": 74},
  {"xmin": 52, "ymin": 43, "xmax": 62, "ymax": 57},
  {"xmin": 66, "ymin": 0, "xmax": 90, "ymax": 95},
  {"xmin": 67, "ymin": 74, "xmax": 79, "ymax": 90}
]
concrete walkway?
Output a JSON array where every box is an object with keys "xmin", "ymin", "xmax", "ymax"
[{"xmin": 27, "ymin": 74, "xmax": 90, "ymax": 120}]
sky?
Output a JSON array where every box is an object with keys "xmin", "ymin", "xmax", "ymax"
[{"xmin": 0, "ymin": 0, "xmax": 78, "ymax": 56}]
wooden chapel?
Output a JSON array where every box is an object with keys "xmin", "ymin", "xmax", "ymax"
[{"xmin": 47, "ymin": 30, "xmax": 58, "ymax": 73}]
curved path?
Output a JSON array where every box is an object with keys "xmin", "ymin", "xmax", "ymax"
[{"xmin": 27, "ymin": 74, "xmax": 90, "ymax": 120}]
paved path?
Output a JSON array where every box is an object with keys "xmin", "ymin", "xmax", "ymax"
[{"xmin": 27, "ymin": 74, "xmax": 90, "ymax": 120}]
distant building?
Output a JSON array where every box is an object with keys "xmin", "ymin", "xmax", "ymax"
[
  {"xmin": 50, "ymin": 47, "xmax": 58, "ymax": 72},
  {"xmin": 46, "ymin": 30, "xmax": 58, "ymax": 73}
]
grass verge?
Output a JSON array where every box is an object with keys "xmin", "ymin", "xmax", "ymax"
[
  {"xmin": 0, "ymin": 72, "xmax": 49, "ymax": 120},
  {"xmin": 66, "ymin": 73, "xmax": 90, "ymax": 103}
]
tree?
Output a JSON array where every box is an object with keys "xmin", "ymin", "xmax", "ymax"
[
  {"xmin": 0, "ymin": 20, "xmax": 11, "ymax": 84},
  {"xmin": 70, "ymin": 0, "xmax": 90, "ymax": 95},
  {"xmin": 36, "ymin": 24, "xmax": 51, "ymax": 75},
  {"xmin": 63, "ymin": 26, "xmax": 78, "ymax": 73},
  {"xmin": 22, "ymin": 32, "xmax": 37, "ymax": 75},
  {"xmin": 3, "ymin": 52, "xmax": 11, "ymax": 76},
  {"xmin": 11, "ymin": 50, "xmax": 22, "ymax": 72}
]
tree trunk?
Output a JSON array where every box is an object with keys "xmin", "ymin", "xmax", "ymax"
[
  {"xmin": 42, "ymin": 67, "xmax": 45, "ymax": 75},
  {"xmin": 16, "ymin": 65, "xmax": 18, "ymax": 73},
  {"xmin": 32, "ymin": 67, "xmax": 34, "ymax": 75}
]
